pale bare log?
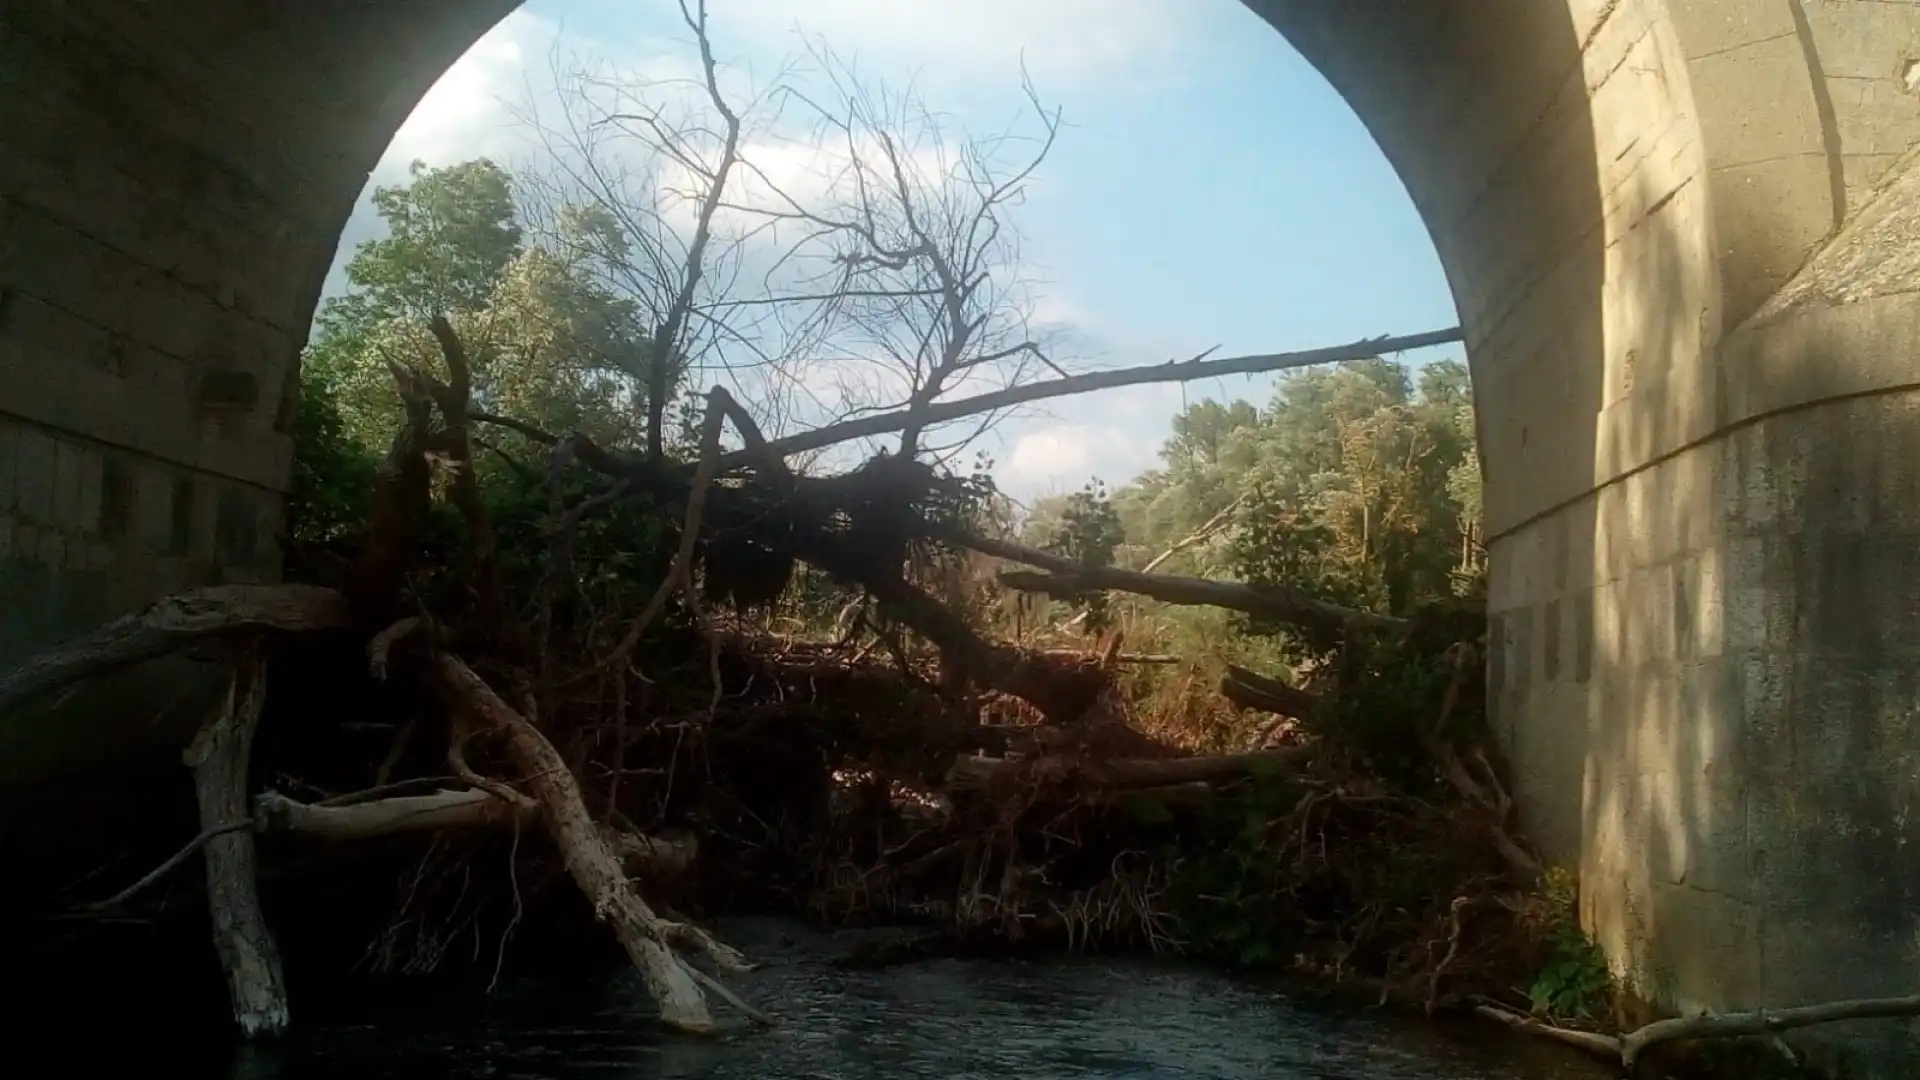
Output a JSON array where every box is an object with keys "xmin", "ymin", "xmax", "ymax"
[
  {"xmin": 1475, "ymin": 996, "xmax": 1920, "ymax": 1071},
  {"xmin": 0, "ymin": 585, "xmax": 353, "ymax": 715},
  {"xmin": 730, "ymin": 327, "xmax": 1462, "ymax": 467},
  {"xmin": 182, "ymin": 647, "xmax": 289, "ymax": 1038},
  {"xmin": 433, "ymin": 650, "xmax": 759, "ymax": 1032},
  {"xmin": 944, "ymin": 749, "xmax": 1309, "ymax": 796},
  {"xmin": 1471, "ymin": 1005, "xmax": 1622, "ymax": 1059},
  {"xmin": 255, "ymin": 788, "xmax": 535, "ymax": 841},
  {"xmin": 252, "ymin": 789, "xmax": 698, "ymax": 878}
]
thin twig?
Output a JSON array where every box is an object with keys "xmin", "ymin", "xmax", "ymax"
[{"xmin": 82, "ymin": 820, "xmax": 254, "ymax": 911}]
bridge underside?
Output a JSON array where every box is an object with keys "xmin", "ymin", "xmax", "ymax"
[{"xmin": 3, "ymin": 0, "xmax": 1920, "ymax": 1071}]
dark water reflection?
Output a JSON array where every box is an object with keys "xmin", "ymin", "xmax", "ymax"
[{"xmin": 149, "ymin": 921, "xmax": 1610, "ymax": 1080}]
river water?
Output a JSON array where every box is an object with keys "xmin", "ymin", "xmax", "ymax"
[{"xmin": 124, "ymin": 920, "xmax": 1613, "ymax": 1080}]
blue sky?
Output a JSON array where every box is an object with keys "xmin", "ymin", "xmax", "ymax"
[{"xmin": 324, "ymin": 0, "xmax": 1456, "ymax": 502}]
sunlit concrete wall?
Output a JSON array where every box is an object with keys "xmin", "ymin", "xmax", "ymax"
[
  {"xmin": 1234, "ymin": 3, "xmax": 1920, "ymax": 1072},
  {"xmin": 3, "ymin": 0, "xmax": 1920, "ymax": 1071}
]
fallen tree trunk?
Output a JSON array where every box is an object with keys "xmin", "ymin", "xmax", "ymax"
[
  {"xmin": 786, "ymin": 533, "xmax": 1111, "ymax": 721},
  {"xmin": 1221, "ymin": 664, "xmax": 1323, "ymax": 719},
  {"xmin": 949, "ymin": 530, "xmax": 1404, "ymax": 636},
  {"xmin": 1476, "ymin": 995, "xmax": 1920, "ymax": 1072},
  {"xmin": 0, "ymin": 585, "xmax": 353, "ymax": 715},
  {"xmin": 183, "ymin": 647, "xmax": 289, "ymax": 1038},
  {"xmin": 432, "ymin": 650, "xmax": 755, "ymax": 1033},
  {"xmin": 944, "ymin": 748, "xmax": 1310, "ymax": 795},
  {"xmin": 258, "ymin": 787, "xmax": 529, "ymax": 841},
  {"xmin": 1037, "ymin": 649, "xmax": 1179, "ymax": 666},
  {"xmin": 252, "ymin": 789, "xmax": 697, "ymax": 878},
  {"xmin": 734, "ymin": 327, "xmax": 1463, "ymax": 466}
]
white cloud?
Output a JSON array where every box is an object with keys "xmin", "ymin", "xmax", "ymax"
[
  {"xmin": 710, "ymin": 0, "xmax": 1198, "ymax": 91},
  {"xmin": 362, "ymin": 0, "xmax": 1196, "ymax": 202},
  {"xmin": 327, "ymin": 4, "xmax": 1040, "ymax": 294},
  {"xmin": 997, "ymin": 421, "xmax": 1159, "ymax": 497},
  {"xmin": 321, "ymin": 0, "xmax": 1211, "ymax": 469},
  {"xmin": 376, "ymin": 11, "xmax": 557, "ymax": 185}
]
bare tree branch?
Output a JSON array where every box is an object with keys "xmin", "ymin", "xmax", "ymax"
[
  {"xmin": 1476, "ymin": 996, "xmax": 1920, "ymax": 1072},
  {"xmin": 728, "ymin": 327, "xmax": 1464, "ymax": 467},
  {"xmin": 944, "ymin": 527, "xmax": 1407, "ymax": 636}
]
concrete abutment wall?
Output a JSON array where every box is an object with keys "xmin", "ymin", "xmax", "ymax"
[{"xmin": 4, "ymin": 0, "xmax": 1920, "ymax": 1071}]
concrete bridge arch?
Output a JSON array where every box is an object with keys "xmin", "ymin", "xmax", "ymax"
[{"xmin": 3, "ymin": 0, "xmax": 1920, "ymax": 1070}]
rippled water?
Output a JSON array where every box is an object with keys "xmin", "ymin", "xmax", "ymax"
[{"xmin": 131, "ymin": 921, "xmax": 1612, "ymax": 1080}]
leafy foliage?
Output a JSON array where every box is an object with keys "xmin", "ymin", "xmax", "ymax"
[
  {"xmin": 286, "ymin": 365, "xmax": 376, "ymax": 546},
  {"xmin": 295, "ymin": 159, "xmax": 665, "ymax": 466},
  {"xmin": 1027, "ymin": 478, "xmax": 1126, "ymax": 631},
  {"xmin": 1527, "ymin": 867, "xmax": 1613, "ymax": 1021},
  {"xmin": 1092, "ymin": 357, "xmax": 1481, "ymax": 655},
  {"xmin": 287, "ymin": 159, "xmax": 682, "ymax": 550}
]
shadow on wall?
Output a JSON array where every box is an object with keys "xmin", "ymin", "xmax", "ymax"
[
  {"xmin": 1351, "ymin": 2, "xmax": 1920, "ymax": 1070},
  {"xmin": 1553, "ymin": 70, "xmax": 1920, "ymax": 1075}
]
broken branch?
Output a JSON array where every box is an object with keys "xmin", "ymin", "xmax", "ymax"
[
  {"xmin": 432, "ymin": 650, "xmax": 754, "ymax": 1032},
  {"xmin": 251, "ymin": 789, "xmax": 698, "ymax": 879},
  {"xmin": 0, "ymin": 584, "xmax": 353, "ymax": 716},
  {"xmin": 1475, "ymin": 996, "xmax": 1920, "ymax": 1072},
  {"xmin": 952, "ymin": 530, "xmax": 1405, "ymax": 636},
  {"xmin": 182, "ymin": 646, "xmax": 289, "ymax": 1038},
  {"xmin": 945, "ymin": 748, "xmax": 1309, "ymax": 796},
  {"xmin": 734, "ymin": 327, "xmax": 1462, "ymax": 466},
  {"xmin": 1221, "ymin": 664, "xmax": 1324, "ymax": 719},
  {"xmin": 81, "ymin": 820, "xmax": 254, "ymax": 911}
]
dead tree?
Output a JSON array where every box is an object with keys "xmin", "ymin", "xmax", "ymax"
[
  {"xmin": 183, "ymin": 646, "xmax": 288, "ymax": 1038},
  {"xmin": 744, "ymin": 46, "xmax": 1065, "ymax": 463}
]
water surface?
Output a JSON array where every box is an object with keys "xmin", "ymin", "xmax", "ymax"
[{"xmin": 136, "ymin": 920, "xmax": 1613, "ymax": 1080}]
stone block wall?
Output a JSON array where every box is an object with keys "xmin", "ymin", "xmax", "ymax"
[
  {"xmin": 0, "ymin": 415, "xmax": 282, "ymax": 657},
  {"xmin": 0, "ymin": 0, "xmax": 323, "ymax": 683},
  {"xmin": 0, "ymin": 410, "xmax": 283, "ymax": 780},
  {"xmin": 1490, "ymin": 155, "xmax": 1920, "ymax": 1073}
]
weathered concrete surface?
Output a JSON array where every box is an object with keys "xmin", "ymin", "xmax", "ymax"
[{"xmin": 4, "ymin": 0, "xmax": 1920, "ymax": 1071}]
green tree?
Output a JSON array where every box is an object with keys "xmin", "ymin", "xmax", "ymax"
[
  {"xmin": 345, "ymin": 158, "xmax": 524, "ymax": 321},
  {"xmin": 1101, "ymin": 356, "xmax": 1483, "ymax": 650},
  {"xmin": 289, "ymin": 158, "xmax": 684, "ymax": 547},
  {"xmin": 299, "ymin": 159, "xmax": 670, "ymax": 459}
]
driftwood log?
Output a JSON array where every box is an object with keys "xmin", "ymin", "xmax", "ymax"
[
  {"xmin": 732, "ymin": 326, "xmax": 1463, "ymax": 467},
  {"xmin": 255, "ymin": 787, "xmax": 530, "ymax": 839},
  {"xmin": 182, "ymin": 647, "xmax": 289, "ymax": 1038},
  {"xmin": 252, "ymin": 789, "xmax": 697, "ymax": 878},
  {"xmin": 432, "ymin": 650, "xmax": 757, "ymax": 1032},
  {"xmin": 1476, "ymin": 996, "xmax": 1920, "ymax": 1073},
  {"xmin": 0, "ymin": 584, "xmax": 352, "ymax": 715}
]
